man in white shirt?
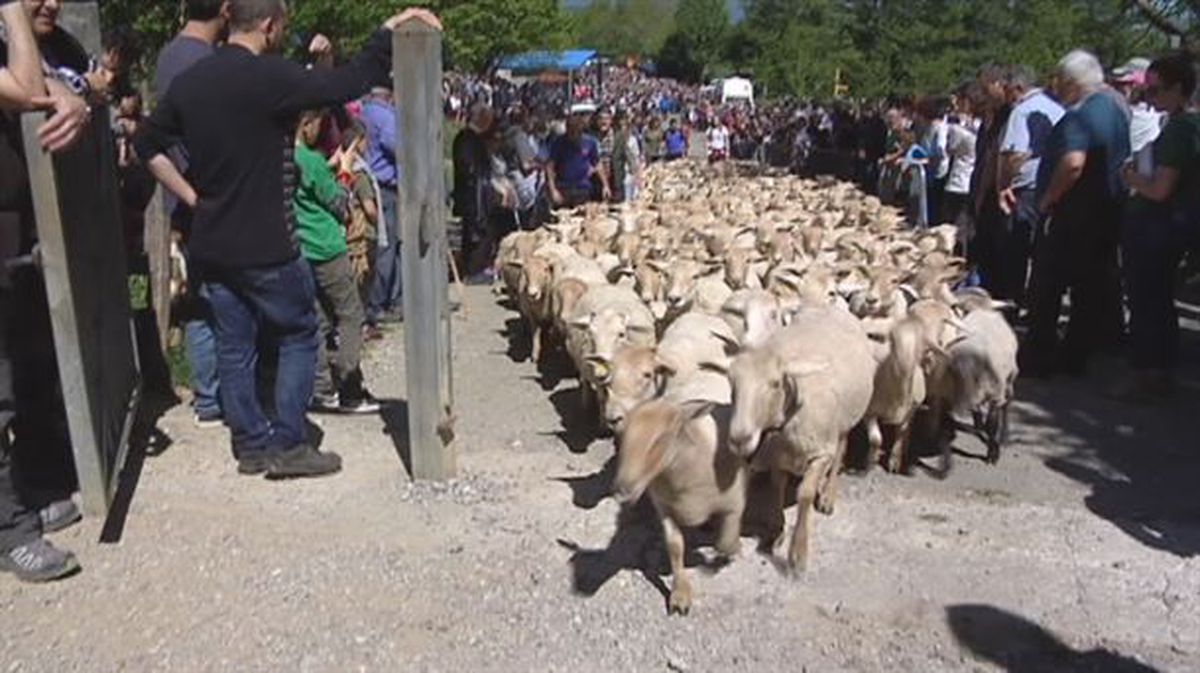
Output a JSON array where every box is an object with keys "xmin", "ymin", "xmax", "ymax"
[
  {"xmin": 707, "ymin": 121, "xmax": 730, "ymax": 162},
  {"xmin": 996, "ymin": 65, "xmax": 1064, "ymax": 305},
  {"xmin": 1111, "ymin": 57, "xmax": 1163, "ymax": 177}
]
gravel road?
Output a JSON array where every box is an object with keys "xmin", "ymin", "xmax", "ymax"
[{"xmin": 2, "ymin": 286, "xmax": 1198, "ymax": 672}]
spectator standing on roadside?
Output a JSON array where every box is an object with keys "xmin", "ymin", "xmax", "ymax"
[
  {"xmin": 969, "ymin": 65, "xmax": 1015, "ymax": 294},
  {"xmin": 452, "ymin": 103, "xmax": 495, "ymax": 279},
  {"xmin": 664, "ymin": 116, "xmax": 687, "ymax": 161},
  {"xmin": 706, "ymin": 118, "xmax": 730, "ymax": 162},
  {"xmin": 136, "ymin": 1, "xmax": 443, "ymax": 479},
  {"xmin": 643, "ymin": 115, "xmax": 664, "ymax": 162},
  {"xmin": 1112, "ymin": 58, "xmax": 1164, "ymax": 177},
  {"xmin": 360, "ymin": 86, "xmax": 402, "ymax": 327},
  {"xmin": 942, "ymin": 85, "xmax": 980, "ymax": 227},
  {"xmin": 547, "ymin": 109, "xmax": 608, "ymax": 207},
  {"xmin": 1025, "ymin": 50, "xmax": 1131, "ymax": 378},
  {"xmin": 1118, "ymin": 53, "xmax": 1200, "ymax": 398},
  {"xmin": 293, "ymin": 110, "xmax": 380, "ymax": 415},
  {"xmin": 995, "ymin": 66, "xmax": 1063, "ymax": 306},
  {"xmin": 1, "ymin": 0, "xmax": 88, "ymax": 583},
  {"xmin": 154, "ymin": 0, "xmax": 229, "ymax": 428}
]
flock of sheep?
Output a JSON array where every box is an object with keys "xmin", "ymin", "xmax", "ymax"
[{"xmin": 495, "ymin": 161, "xmax": 1020, "ymax": 615}]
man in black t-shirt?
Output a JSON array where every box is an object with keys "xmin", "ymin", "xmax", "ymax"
[{"xmin": 135, "ymin": 1, "xmax": 442, "ymax": 479}]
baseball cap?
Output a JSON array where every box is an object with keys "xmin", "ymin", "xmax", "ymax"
[{"xmin": 1112, "ymin": 57, "xmax": 1151, "ymax": 85}]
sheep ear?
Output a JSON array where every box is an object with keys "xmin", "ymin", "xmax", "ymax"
[
  {"xmin": 710, "ymin": 330, "xmax": 742, "ymax": 354},
  {"xmin": 898, "ymin": 284, "xmax": 919, "ymax": 303},
  {"xmin": 698, "ymin": 360, "xmax": 730, "ymax": 375},
  {"xmin": 506, "ymin": 259, "xmax": 525, "ymax": 269},
  {"xmin": 678, "ymin": 398, "xmax": 719, "ymax": 420},
  {"xmin": 569, "ymin": 313, "xmax": 593, "ymax": 330}
]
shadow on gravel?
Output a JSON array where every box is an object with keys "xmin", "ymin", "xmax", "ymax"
[
  {"xmin": 559, "ymin": 496, "xmax": 742, "ymax": 609},
  {"xmin": 547, "ymin": 388, "xmax": 602, "ymax": 454},
  {"xmin": 1016, "ymin": 351, "xmax": 1200, "ymax": 558},
  {"xmin": 554, "ymin": 456, "xmax": 615, "ymax": 509},
  {"xmin": 947, "ymin": 604, "xmax": 1161, "ymax": 672},
  {"xmin": 101, "ymin": 391, "xmax": 176, "ymax": 544},
  {"xmin": 558, "ymin": 499, "xmax": 669, "ymax": 600},
  {"xmin": 379, "ymin": 400, "xmax": 413, "ymax": 476}
]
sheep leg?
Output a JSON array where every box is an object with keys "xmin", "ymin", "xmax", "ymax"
[
  {"xmin": 888, "ymin": 418, "xmax": 914, "ymax": 475},
  {"xmin": 530, "ymin": 322, "xmax": 543, "ymax": 364},
  {"xmin": 865, "ymin": 418, "xmax": 883, "ymax": 473},
  {"xmin": 788, "ymin": 456, "xmax": 829, "ymax": 576},
  {"xmin": 715, "ymin": 504, "xmax": 744, "ymax": 560},
  {"xmin": 815, "ymin": 435, "xmax": 848, "ymax": 515},
  {"xmin": 984, "ymin": 403, "xmax": 1002, "ymax": 465},
  {"xmin": 659, "ymin": 513, "xmax": 693, "ymax": 616},
  {"xmin": 763, "ymin": 468, "xmax": 788, "ymax": 553}
]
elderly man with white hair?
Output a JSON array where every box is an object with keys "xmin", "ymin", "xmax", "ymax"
[{"xmin": 1023, "ymin": 50, "xmax": 1131, "ymax": 378}]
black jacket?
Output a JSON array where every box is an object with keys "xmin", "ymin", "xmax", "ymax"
[{"xmin": 134, "ymin": 30, "xmax": 392, "ymax": 269}]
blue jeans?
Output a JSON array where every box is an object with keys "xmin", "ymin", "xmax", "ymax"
[
  {"xmin": 367, "ymin": 187, "xmax": 401, "ymax": 323},
  {"xmin": 1123, "ymin": 211, "xmax": 1191, "ymax": 371},
  {"xmin": 203, "ymin": 258, "xmax": 318, "ymax": 458},
  {"xmin": 184, "ymin": 285, "xmax": 220, "ymax": 419}
]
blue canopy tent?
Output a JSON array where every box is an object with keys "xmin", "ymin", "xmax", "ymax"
[
  {"xmin": 494, "ymin": 50, "xmax": 602, "ymax": 107},
  {"xmin": 495, "ymin": 50, "xmax": 598, "ymax": 74}
]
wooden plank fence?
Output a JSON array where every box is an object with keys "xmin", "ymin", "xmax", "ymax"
[{"xmin": 21, "ymin": 111, "xmax": 141, "ymax": 516}]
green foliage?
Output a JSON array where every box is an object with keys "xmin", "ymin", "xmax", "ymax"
[
  {"xmin": 733, "ymin": 0, "xmax": 1174, "ymax": 99},
  {"xmin": 101, "ymin": 0, "xmax": 576, "ymax": 76},
  {"xmin": 573, "ymin": 0, "xmax": 678, "ymax": 58}
]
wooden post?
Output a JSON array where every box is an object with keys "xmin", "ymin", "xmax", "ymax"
[
  {"xmin": 394, "ymin": 20, "xmax": 456, "ymax": 481},
  {"xmin": 21, "ymin": 111, "xmax": 141, "ymax": 516},
  {"xmin": 144, "ymin": 188, "xmax": 171, "ymax": 354}
]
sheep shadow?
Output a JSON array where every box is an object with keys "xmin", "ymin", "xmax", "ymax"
[
  {"xmin": 547, "ymin": 387, "xmax": 604, "ymax": 455},
  {"xmin": 499, "ymin": 316, "xmax": 532, "ymax": 363},
  {"xmin": 558, "ymin": 496, "xmax": 733, "ymax": 606},
  {"xmin": 553, "ymin": 455, "xmax": 616, "ymax": 510},
  {"xmin": 947, "ymin": 604, "xmax": 1161, "ymax": 672}
]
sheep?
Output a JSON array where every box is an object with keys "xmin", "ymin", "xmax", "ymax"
[
  {"xmin": 590, "ymin": 312, "xmax": 738, "ymax": 430},
  {"xmin": 925, "ymin": 294, "xmax": 1019, "ymax": 476},
  {"xmin": 613, "ymin": 371, "xmax": 745, "ymax": 615},
  {"xmin": 664, "ymin": 258, "xmax": 733, "ymax": 317},
  {"xmin": 720, "ymin": 290, "xmax": 784, "ymax": 349},
  {"xmin": 862, "ymin": 317, "xmax": 940, "ymax": 474},
  {"xmin": 726, "ymin": 306, "xmax": 876, "ymax": 574},
  {"xmin": 567, "ymin": 284, "xmax": 658, "ymax": 417}
]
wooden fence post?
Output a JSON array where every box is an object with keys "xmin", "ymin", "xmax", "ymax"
[{"xmin": 394, "ymin": 19, "xmax": 456, "ymax": 481}]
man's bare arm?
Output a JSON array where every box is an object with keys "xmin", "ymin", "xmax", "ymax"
[
  {"xmin": 0, "ymin": 3, "xmax": 46, "ymax": 109},
  {"xmin": 145, "ymin": 154, "xmax": 198, "ymax": 209}
]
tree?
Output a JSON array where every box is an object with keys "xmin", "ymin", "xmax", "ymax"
[
  {"xmin": 573, "ymin": 0, "xmax": 678, "ymax": 58},
  {"xmin": 1129, "ymin": 0, "xmax": 1200, "ymax": 51},
  {"xmin": 658, "ymin": 0, "xmax": 729, "ymax": 81}
]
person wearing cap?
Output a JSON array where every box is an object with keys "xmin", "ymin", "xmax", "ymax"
[
  {"xmin": 547, "ymin": 109, "xmax": 609, "ymax": 207},
  {"xmin": 1117, "ymin": 52, "xmax": 1200, "ymax": 399},
  {"xmin": 1112, "ymin": 57, "xmax": 1164, "ymax": 177}
]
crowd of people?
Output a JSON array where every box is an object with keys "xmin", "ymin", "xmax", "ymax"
[{"xmin": 1, "ymin": 0, "xmax": 1197, "ymax": 587}]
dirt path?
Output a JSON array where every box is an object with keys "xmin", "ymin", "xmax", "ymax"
[{"xmin": 2, "ymin": 286, "xmax": 1198, "ymax": 672}]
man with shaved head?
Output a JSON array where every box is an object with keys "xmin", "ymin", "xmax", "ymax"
[{"xmin": 136, "ymin": 1, "xmax": 442, "ymax": 480}]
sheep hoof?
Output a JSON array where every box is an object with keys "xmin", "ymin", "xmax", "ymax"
[
  {"xmin": 814, "ymin": 494, "xmax": 834, "ymax": 515},
  {"xmin": 785, "ymin": 559, "xmax": 808, "ymax": 580},
  {"xmin": 668, "ymin": 587, "xmax": 693, "ymax": 616}
]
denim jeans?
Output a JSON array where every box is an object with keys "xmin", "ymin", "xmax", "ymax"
[
  {"xmin": 367, "ymin": 187, "xmax": 401, "ymax": 323},
  {"xmin": 184, "ymin": 284, "xmax": 220, "ymax": 419},
  {"xmin": 1123, "ymin": 211, "xmax": 1191, "ymax": 371},
  {"xmin": 203, "ymin": 257, "xmax": 318, "ymax": 458}
]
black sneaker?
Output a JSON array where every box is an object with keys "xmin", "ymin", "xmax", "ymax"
[
  {"xmin": 237, "ymin": 452, "xmax": 274, "ymax": 476},
  {"xmin": 39, "ymin": 499, "xmax": 82, "ymax": 534},
  {"xmin": 310, "ymin": 392, "xmax": 342, "ymax": 413},
  {"xmin": 266, "ymin": 444, "xmax": 342, "ymax": 480},
  {"xmin": 339, "ymin": 391, "xmax": 382, "ymax": 415},
  {"xmin": 0, "ymin": 538, "xmax": 80, "ymax": 583}
]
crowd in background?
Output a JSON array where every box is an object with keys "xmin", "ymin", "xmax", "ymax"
[{"xmin": 1, "ymin": 0, "xmax": 1198, "ymax": 586}]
